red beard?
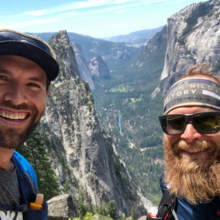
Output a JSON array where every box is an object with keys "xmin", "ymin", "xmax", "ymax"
[{"xmin": 163, "ymin": 137, "xmax": 220, "ymax": 204}]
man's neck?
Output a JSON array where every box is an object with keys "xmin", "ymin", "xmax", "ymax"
[{"xmin": 0, "ymin": 148, "xmax": 15, "ymax": 171}]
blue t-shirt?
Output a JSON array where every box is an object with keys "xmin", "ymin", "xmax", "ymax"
[{"xmin": 160, "ymin": 174, "xmax": 220, "ymax": 220}]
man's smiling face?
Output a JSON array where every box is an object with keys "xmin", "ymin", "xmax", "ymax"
[
  {"xmin": 164, "ymin": 106, "xmax": 220, "ymax": 204},
  {"xmin": 0, "ymin": 55, "xmax": 49, "ymax": 149}
]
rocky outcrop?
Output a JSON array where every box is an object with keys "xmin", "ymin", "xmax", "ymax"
[
  {"xmin": 88, "ymin": 56, "xmax": 111, "ymax": 78},
  {"xmin": 72, "ymin": 43, "xmax": 95, "ymax": 90},
  {"xmin": 153, "ymin": 1, "xmax": 220, "ymax": 96},
  {"xmin": 52, "ymin": 31, "xmax": 80, "ymax": 80},
  {"xmin": 48, "ymin": 194, "xmax": 77, "ymax": 220},
  {"xmin": 39, "ymin": 30, "xmax": 152, "ymax": 216}
]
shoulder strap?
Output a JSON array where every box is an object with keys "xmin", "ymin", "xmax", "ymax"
[
  {"xmin": 11, "ymin": 155, "xmax": 36, "ymax": 205},
  {"xmin": 157, "ymin": 190, "xmax": 178, "ymax": 220},
  {"xmin": 0, "ymin": 155, "xmax": 37, "ymax": 214},
  {"xmin": 13, "ymin": 151, "xmax": 38, "ymax": 192}
]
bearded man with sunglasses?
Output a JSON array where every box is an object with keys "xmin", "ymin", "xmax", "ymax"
[
  {"xmin": 0, "ymin": 30, "xmax": 59, "ymax": 220},
  {"xmin": 150, "ymin": 65, "xmax": 220, "ymax": 220}
]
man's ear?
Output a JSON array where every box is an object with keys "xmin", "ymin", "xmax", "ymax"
[{"xmin": 46, "ymin": 90, "xmax": 50, "ymax": 97}]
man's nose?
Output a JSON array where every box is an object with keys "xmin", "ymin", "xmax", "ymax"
[
  {"xmin": 180, "ymin": 122, "xmax": 202, "ymax": 143},
  {"xmin": 3, "ymin": 83, "xmax": 28, "ymax": 105}
]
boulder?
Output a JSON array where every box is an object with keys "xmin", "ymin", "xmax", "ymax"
[{"xmin": 47, "ymin": 194, "xmax": 77, "ymax": 220}]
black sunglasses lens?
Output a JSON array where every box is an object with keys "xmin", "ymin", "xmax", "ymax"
[
  {"xmin": 162, "ymin": 115, "xmax": 185, "ymax": 135},
  {"xmin": 193, "ymin": 112, "xmax": 220, "ymax": 134}
]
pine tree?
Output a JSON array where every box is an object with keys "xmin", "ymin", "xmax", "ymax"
[
  {"xmin": 17, "ymin": 131, "xmax": 60, "ymax": 201},
  {"xmin": 106, "ymin": 200, "xmax": 117, "ymax": 220},
  {"xmin": 131, "ymin": 207, "xmax": 138, "ymax": 220}
]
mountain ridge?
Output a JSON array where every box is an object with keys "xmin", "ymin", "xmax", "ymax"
[{"xmin": 104, "ymin": 26, "xmax": 165, "ymax": 43}]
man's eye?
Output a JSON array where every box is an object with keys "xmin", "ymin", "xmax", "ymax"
[
  {"xmin": 0, "ymin": 75, "xmax": 6, "ymax": 80},
  {"xmin": 28, "ymin": 83, "xmax": 41, "ymax": 88}
]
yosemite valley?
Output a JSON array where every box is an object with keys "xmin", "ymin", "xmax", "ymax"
[{"xmin": 18, "ymin": 0, "xmax": 220, "ymax": 218}]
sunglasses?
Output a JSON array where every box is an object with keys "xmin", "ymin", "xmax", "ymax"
[{"xmin": 158, "ymin": 111, "xmax": 220, "ymax": 135}]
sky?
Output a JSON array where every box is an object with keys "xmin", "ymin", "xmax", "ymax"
[{"xmin": 0, "ymin": 0, "xmax": 207, "ymax": 39}]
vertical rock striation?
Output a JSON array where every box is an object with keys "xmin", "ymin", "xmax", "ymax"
[
  {"xmin": 72, "ymin": 43, "xmax": 95, "ymax": 90},
  {"xmin": 153, "ymin": 1, "xmax": 220, "ymax": 96}
]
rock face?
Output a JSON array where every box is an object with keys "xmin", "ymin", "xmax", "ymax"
[
  {"xmin": 39, "ymin": 30, "xmax": 152, "ymax": 216},
  {"xmin": 154, "ymin": 1, "xmax": 220, "ymax": 96},
  {"xmin": 52, "ymin": 31, "xmax": 80, "ymax": 80},
  {"xmin": 72, "ymin": 43, "xmax": 95, "ymax": 90},
  {"xmin": 48, "ymin": 194, "xmax": 77, "ymax": 220},
  {"xmin": 88, "ymin": 55, "xmax": 111, "ymax": 78},
  {"xmin": 131, "ymin": 26, "xmax": 167, "ymax": 68}
]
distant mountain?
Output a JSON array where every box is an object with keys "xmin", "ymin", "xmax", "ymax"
[
  {"xmin": 104, "ymin": 26, "xmax": 165, "ymax": 43},
  {"xmin": 88, "ymin": 55, "xmax": 111, "ymax": 79},
  {"xmin": 27, "ymin": 32, "xmax": 141, "ymax": 70}
]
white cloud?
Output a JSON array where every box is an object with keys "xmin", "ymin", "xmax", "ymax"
[
  {"xmin": 26, "ymin": 0, "xmax": 113, "ymax": 17},
  {"xmin": 0, "ymin": 18, "xmax": 59, "ymax": 29},
  {"xmin": 0, "ymin": 0, "xmax": 193, "ymax": 33},
  {"xmin": 23, "ymin": 0, "xmax": 179, "ymax": 19},
  {"xmin": 28, "ymin": 10, "xmax": 48, "ymax": 16}
]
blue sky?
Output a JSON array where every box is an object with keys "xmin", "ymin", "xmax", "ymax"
[{"xmin": 0, "ymin": 0, "xmax": 206, "ymax": 38}]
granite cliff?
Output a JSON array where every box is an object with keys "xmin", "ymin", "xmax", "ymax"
[
  {"xmin": 152, "ymin": 0, "xmax": 220, "ymax": 96},
  {"xmin": 88, "ymin": 55, "xmax": 111, "ymax": 78},
  {"xmin": 72, "ymin": 43, "xmax": 95, "ymax": 90},
  {"xmin": 39, "ymin": 30, "xmax": 152, "ymax": 216}
]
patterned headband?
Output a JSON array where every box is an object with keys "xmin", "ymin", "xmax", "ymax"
[{"xmin": 164, "ymin": 77, "xmax": 220, "ymax": 114}]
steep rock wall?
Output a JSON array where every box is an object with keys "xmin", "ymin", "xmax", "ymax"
[
  {"xmin": 153, "ymin": 0, "xmax": 220, "ymax": 96},
  {"xmin": 72, "ymin": 43, "xmax": 95, "ymax": 90}
]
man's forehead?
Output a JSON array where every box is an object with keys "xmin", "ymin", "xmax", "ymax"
[
  {"xmin": 167, "ymin": 106, "xmax": 218, "ymax": 114},
  {"xmin": 180, "ymin": 75, "xmax": 219, "ymax": 84},
  {"xmin": 0, "ymin": 55, "xmax": 47, "ymax": 82}
]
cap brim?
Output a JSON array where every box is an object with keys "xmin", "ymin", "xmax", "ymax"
[{"xmin": 0, "ymin": 41, "xmax": 59, "ymax": 81}]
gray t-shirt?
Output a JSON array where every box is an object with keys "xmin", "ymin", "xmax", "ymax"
[
  {"xmin": 0, "ymin": 168, "xmax": 20, "ymax": 205},
  {"xmin": 0, "ymin": 166, "xmax": 37, "ymax": 220}
]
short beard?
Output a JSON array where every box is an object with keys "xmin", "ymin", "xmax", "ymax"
[
  {"xmin": 0, "ymin": 102, "xmax": 42, "ymax": 149},
  {"xmin": 163, "ymin": 137, "xmax": 220, "ymax": 204},
  {"xmin": 0, "ymin": 121, "xmax": 38, "ymax": 149}
]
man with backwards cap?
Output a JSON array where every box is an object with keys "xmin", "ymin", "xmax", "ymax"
[
  {"xmin": 149, "ymin": 64, "xmax": 220, "ymax": 220},
  {"xmin": 0, "ymin": 29, "xmax": 59, "ymax": 220}
]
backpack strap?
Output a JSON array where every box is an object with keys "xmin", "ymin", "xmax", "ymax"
[
  {"xmin": 13, "ymin": 151, "xmax": 38, "ymax": 192},
  {"xmin": 157, "ymin": 190, "xmax": 179, "ymax": 220},
  {"xmin": 11, "ymin": 155, "xmax": 36, "ymax": 206},
  {"xmin": 208, "ymin": 204, "xmax": 220, "ymax": 220}
]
